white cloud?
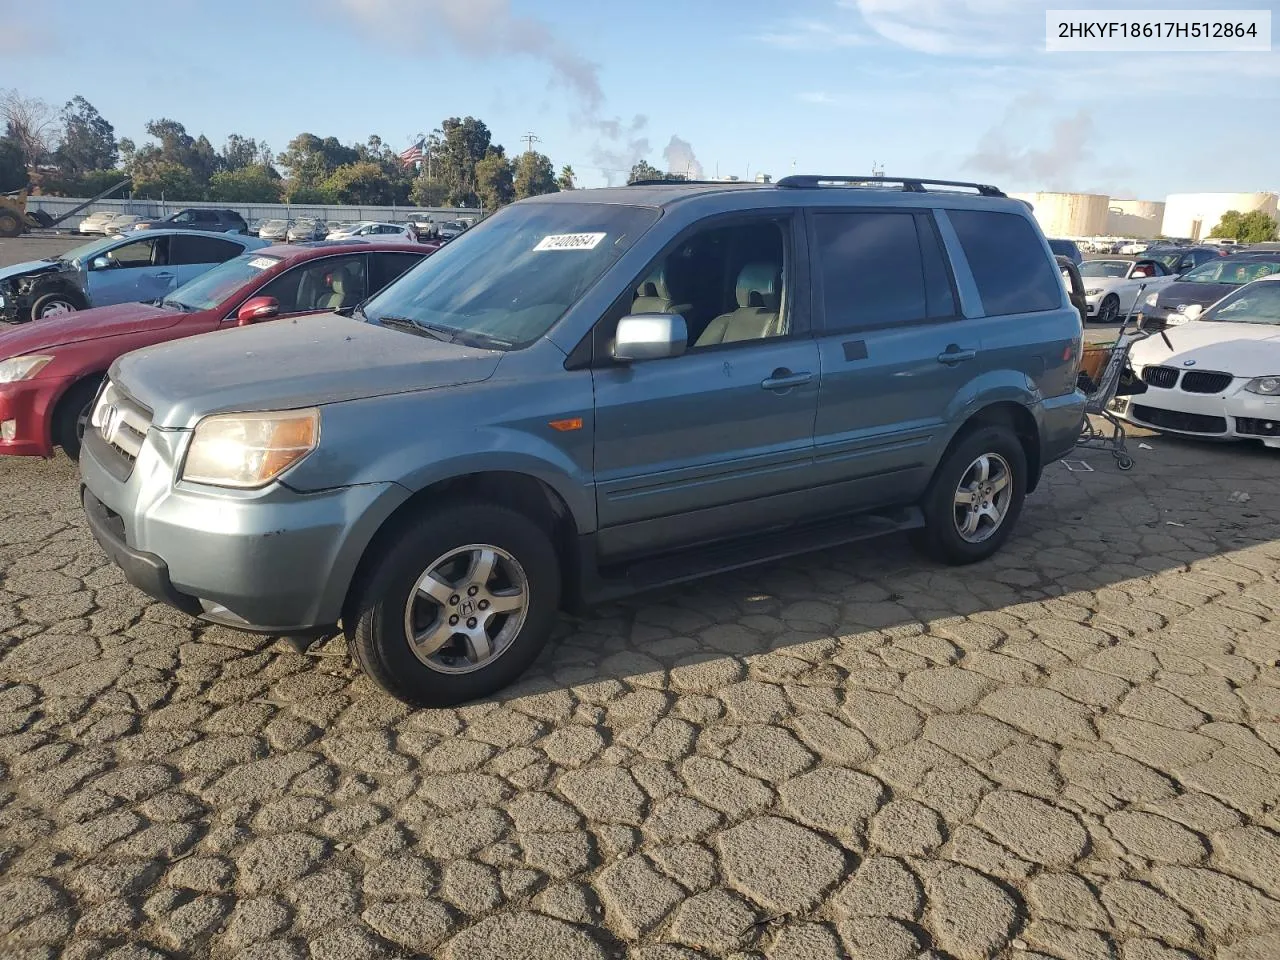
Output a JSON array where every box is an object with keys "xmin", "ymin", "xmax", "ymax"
[
  {"xmin": 797, "ymin": 91, "xmax": 842, "ymax": 106},
  {"xmin": 755, "ymin": 18, "xmax": 872, "ymax": 50},
  {"xmin": 841, "ymin": 0, "xmax": 1030, "ymax": 56}
]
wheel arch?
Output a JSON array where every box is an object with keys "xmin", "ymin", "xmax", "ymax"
[
  {"xmin": 937, "ymin": 400, "xmax": 1042, "ymax": 494},
  {"xmin": 341, "ymin": 470, "xmax": 582, "ymax": 630}
]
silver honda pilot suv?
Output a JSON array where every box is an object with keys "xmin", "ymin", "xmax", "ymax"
[{"xmin": 80, "ymin": 176, "xmax": 1087, "ymax": 706}]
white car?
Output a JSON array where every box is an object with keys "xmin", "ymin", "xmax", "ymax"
[
  {"xmin": 1119, "ymin": 240, "xmax": 1150, "ymax": 254},
  {"xmin": 77, "ymin": 211, "xmax": 118, "ymax": 235},
  {"xmin": 1115, "ymin": 276, "xmax": 1280, "ymax": 447},
  {"xmin": 103, "ymin": 214, "xmax": 144, "ymax": 235},
  {"xmin": 1079, "ymin": 257, "xmax": 1178, "ymax": 323},
  {"xmin": 326, "ymin": 221, "xmax": 417, "ymax": 241}
]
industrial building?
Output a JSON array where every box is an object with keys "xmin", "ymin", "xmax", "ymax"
[
  {"xmin": 1010, "ymin": 191, "xmax": 1109, "ymax": 238},
  {"xmin": 1161, "ymin": 192, "xmax": 1279, "ymax": 241},
  {"xmin": 1107, "ymin": 200, "xmax": 1166, "ymax": 239}
]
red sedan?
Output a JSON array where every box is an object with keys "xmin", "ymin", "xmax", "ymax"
[{"xmin": 0, "ymin": 239, "xmax": 437, "ymax": 459}]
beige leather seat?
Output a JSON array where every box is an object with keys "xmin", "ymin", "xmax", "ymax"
[
  {"xmin": 631, "ymin": 265, "xmax": 692, "ymax": 318},
  {"xmin": 694, "ymin": 262, "xmax": 783, "ymax": 347},
  {"xmin": 319, "ymin": 264, "xmax": 360, "ymax": 310}
]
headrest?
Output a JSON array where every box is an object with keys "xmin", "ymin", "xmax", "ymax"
[
  {"xmin": 636, "ymin": 268, "xmax": 669, "ymax": 300},
  {"xmin": 736, "ymin": 262, "xmax": 780, "ymax": 310}
]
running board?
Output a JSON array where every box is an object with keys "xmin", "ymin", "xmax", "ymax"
[{"xmin": 580, "ymin": 506, "xmax": 924, "ymax": 605}]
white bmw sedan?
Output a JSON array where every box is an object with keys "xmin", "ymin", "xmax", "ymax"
[{"xmin": 1114, "ymin": 276, "xmax": 1280, "ymax": 447}]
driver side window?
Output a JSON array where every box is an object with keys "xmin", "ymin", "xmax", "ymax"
[
  {"xmin": 608, "ymin": 218, "xmax": 791, "ymax": 356},
  {"xmin": 107, "ymin": 238, "xmax": 166, "ymax": 267},
  {"xmin": 256, "ymin": 255, "xmax": 368, "ymax": 314}
]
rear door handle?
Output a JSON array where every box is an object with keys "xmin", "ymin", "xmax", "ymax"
[
  {"xmin": 937, "ymin": 347, "xmax": 977, "ymax": 365},
  {"xmin": 761, "ymin": 369, "xmax": 813, "ymax": 390}
]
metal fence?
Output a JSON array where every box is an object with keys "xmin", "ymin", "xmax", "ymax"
[{"xmin": 26, "ymin": 196, "xmax": 484, "ymax": 231}]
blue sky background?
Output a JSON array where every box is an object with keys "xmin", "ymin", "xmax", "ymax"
[{"xmin": 3, "ymin": 0, "xmax": 1278, "ymax": 198}]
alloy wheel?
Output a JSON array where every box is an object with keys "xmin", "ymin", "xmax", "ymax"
[
  {"xmin": 403, "ymin": 543, "xmax": 529, "ymax": 674},
  {"xmin": 953, "ymin": 453, "xmax": 1013, "ymax": 544}
]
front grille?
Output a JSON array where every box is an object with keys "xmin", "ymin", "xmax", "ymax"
[
  {"xmin": 1236, "ymin": 417, "xmax": 1280, "ymax": 437},
  {"xmin": 1142, "ymin": 366, "xmax": 1180, "ymax": 389},
  {"xmin": 89, "ymin": 380, "xmax": 152, "ymax": 474},
  {"xmin": 1132, "ymin": 405, "xmax": 1227, "ymax": 434},
  {"xmin": 1180, "ymin": 371, "xmax": 1233, "ymax": 394}
]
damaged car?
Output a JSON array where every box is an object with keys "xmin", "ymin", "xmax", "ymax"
[{"xmin": 0, "ymin": 229, "xmax": 265, "ymax": 324}]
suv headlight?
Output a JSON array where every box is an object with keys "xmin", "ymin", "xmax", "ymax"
[
  {"xmin": 181, "ymin": 409, "xmax": 319, "ymax": 488},
  {"xmin": 1244, "ymin": 377, "xmax": 1280, "ymax": 396},
  {"xmin": 1144, "ymin": 292, "xmax": 1159, "ymax": 307},
  {"xmin": 0, "ymin": 355, "xmax": 54, "ymax": 383}
]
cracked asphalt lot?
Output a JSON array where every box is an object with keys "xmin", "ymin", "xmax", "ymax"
[{"xmin": 1, "ymin": 437, "xmax": 1278, "ymax": 960}]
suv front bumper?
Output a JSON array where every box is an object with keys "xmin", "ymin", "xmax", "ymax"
[{"xmin": 79, "ymin": 424, "xmax": 408, "ymax": 633}]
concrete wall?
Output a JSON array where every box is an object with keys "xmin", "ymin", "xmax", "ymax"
[
  {"xmin": 1107, "ymin": 199, "xmax": 1165, "ymax": 239},
  {"xmin": 1010, "ymin": 192, "xmax": 1110, "ymax": 238},
  {"xmin": 1161, "ymin": 192, "xmax": 1278, "ymax": 241},
  {"xmin": 27, "ymin": 196, "xmax": 484, "ymax": 231}
]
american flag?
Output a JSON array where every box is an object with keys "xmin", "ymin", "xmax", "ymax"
[{"xmin": 399, "ymin": 138, "xmax": 425, "ymax": 168}]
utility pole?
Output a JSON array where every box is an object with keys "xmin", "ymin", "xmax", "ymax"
[{"xmin": 521, "ymin": 132, "xmax": 541, "ymax": 155}]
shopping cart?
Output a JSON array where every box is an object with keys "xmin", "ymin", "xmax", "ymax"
[{"xmin": 1075, "ymin": 282, "xmax": 1157, "ymax": 471}]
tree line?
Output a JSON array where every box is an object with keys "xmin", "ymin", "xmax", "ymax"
[{"xmin": 0, "ymin": 89, "xmax": 661, "ymax": 209}]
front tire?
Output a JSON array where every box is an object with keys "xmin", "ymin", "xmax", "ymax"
[
  {"xmin": 53, "ymin": 376, "xmax": 103, "ymax": 461},
  {"xmin": 346, "ymin": 502, "xmax": 561, "ymax": 707},
  {"xmin": 30, "ymin": 290, "xmax": 87, "ymax": 321},
  {"xmin": 915, "ymin": 425, "xmax": 1027, "ymax": 565},
  {"xmin": 1097, "ymin": 294, "xmax": 1119, "ymax": 325}
]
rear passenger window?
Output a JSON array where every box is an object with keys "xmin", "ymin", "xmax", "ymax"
[
  {"xmin": 370, "ymin": 252, "xmax": 424, "ymax": 292},
  {"xmin": 813, "ymin": 212, "xmax": 955, "ymax": 331},
  {"xmin": 948, "ymin": 210, "xmax": 1062, "ymax": 315},
  {"xmin": 172, "ymin": 235, "xmax": 242, "ymax": 265}
]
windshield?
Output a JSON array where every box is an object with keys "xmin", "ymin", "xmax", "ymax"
[
  {"xmin": 1181, "ymin": 258, "xmax": 1280, "ymax": 285},
  {"xmin": 362, "ymin": 201, "xmax": 658, "ymax": 349},
  {"xmin": 1203, "ymin": 281, "xmax": 1280, "ymax": 325},
  {"xmin": 163, "ymin": 253, "xmax": 282, "ymax": 311},
  {"xmin": 1080, "ymin": 260, "xmax": 1130, "ymax": 278},
  {"xmin": 58, "ymin": 235, "xmax": 124, "ymax": 263},
  {"xmin": 261, "ymin": 219, "xmax": 287, "ymax": 230}
]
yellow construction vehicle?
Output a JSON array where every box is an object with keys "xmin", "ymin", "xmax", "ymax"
[{"xmin": 0, "ymin": 178, "xmax": 132, "ymax": 238}]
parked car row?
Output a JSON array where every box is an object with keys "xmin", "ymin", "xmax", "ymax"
[
  {"xmin": 1077, "ymin": 248, "xmax": 1270, "ymax": 324},
  {"xmin": 71, "ymin": 208, "xmax": 472, "ymax": 244}
]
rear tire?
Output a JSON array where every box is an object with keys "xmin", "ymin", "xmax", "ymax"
[
  {"xmin": 346, "ymin": 501, "xmax": 561, "ymax": 707},
  {"xmin": 915, "ymin": 425, "xmax": 1027, "ymax": 565},
  {"xmin": 53, "ymin": 377, "xmax": 103, "ymax": 462}
]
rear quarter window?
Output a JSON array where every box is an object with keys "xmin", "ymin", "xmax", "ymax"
[{"xmin": 948, "ymin": 210, "xmax": 1063, "ymax": 315}]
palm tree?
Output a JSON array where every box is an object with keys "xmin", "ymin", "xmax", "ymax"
[{"xmin": 557, "ymin": 164, "xmax": 576, "ymax": 190}]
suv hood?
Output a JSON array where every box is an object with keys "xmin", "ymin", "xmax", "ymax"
[
  {"xmin": 113, "ymin": 312, "xmax": 502, "ymax": 429},
  {"xmin": 0, "ymin": 301, "xmax": 181, "ymax": 355}
]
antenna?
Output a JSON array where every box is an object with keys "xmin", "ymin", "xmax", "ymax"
[{"xmin": 521, "ymin": 131, "xmax": 541, "ymax": 154}]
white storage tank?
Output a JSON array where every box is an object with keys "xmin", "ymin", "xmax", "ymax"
[
  {"xmin": 1107, "ymin": 200, "xmax": 1165, "ymax": 239},
  {"xmin": 1162, "ymin": 192, "xmax": 1278, "ymax": 241},
  {"xmin": 1010, "ymin": 192, "xmax": 1110, "ymax": 238}
]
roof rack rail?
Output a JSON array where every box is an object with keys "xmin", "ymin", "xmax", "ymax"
[
  {"xmin": 626, "ymin": 178, "xmax": 757, "ymax": 187},
  {"xmin": 775, "ymin": 175, "xmax": 1006, "ymax": 197}
]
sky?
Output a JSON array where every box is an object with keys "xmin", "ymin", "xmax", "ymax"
[{"xmin": 2, "ymin": 0, "xmax": 1278, "ymax": 200}]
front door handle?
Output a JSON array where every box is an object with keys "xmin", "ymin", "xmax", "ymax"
[
  {"xmin": 937, "ymin": 347, "xmax": 977, "ymax": 365},
  {"xmin": 761, "ymin": 369, "xmax": 813, "ymax": 390}
]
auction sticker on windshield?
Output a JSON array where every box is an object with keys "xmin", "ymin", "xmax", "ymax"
[
  {"xmin": 247, "ymin": 256, "xmax": 281, "ymax": 270},
  {"xmin": 534, "ymin": 232, "xmax": 606, "ymax": 251}
]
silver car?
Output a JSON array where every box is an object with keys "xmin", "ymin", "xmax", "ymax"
[
  {"xmin": 257, "ymin": 219, "xmax": 292, "ymax": 243},
  {"xmin": 287, "ymin": 218, "xmax": 328, "ymax": 243}
]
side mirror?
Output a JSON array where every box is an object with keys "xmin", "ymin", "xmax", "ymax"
[
  {"xmin": 1181, "ymin": 303, "xmax": 1203, "ymax": 321},
  {"xmin": 91, "ymin": 256, "xmax": 111, "ymax": 270},
  {"xmin": 613, "ymin": 313, "xmax": 688, "ymax": 362},
  {"xmin": 237, "ymin": 296, "xmax": 279, "ymax": 326}
]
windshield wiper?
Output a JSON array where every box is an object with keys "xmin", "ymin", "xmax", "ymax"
[
  {"xmin": 160, "ymin": 298, "xmax": 191, "ymax": 311},
  {"xmin": 454, "ymin": 330, "xmax": 515, "ymax": 350},
  {"xmin": 375, "ymin": 314, "xmax": 455, "ymax": 342}
]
